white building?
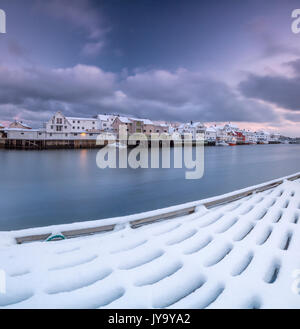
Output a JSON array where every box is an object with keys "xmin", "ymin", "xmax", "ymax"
[
  {"xmin": 214, "ymin": 125, "xmax": 227, "ymax": 142},
  {"xmin": 269, "ymin": 133, "xmax": 281, "ymax": 144},
  {"xmin": 243, "ymin": 130, "xmax": 257, "ymax": 144},
  {"xmin": 9, "ymin": 121, "xmax": 32, "ymax": 129},
  {"xmin": 44, "ymin": 112, "xmax": 100, "ymax": 134},
  {"xmin": 178, "ymin": 121, "xmax": 206, "ymax": 139},
  {"xmin": 97, "ymin": 114, "xmax": 116, "ymax": 132},
  {"xmin": 256, "ymin": 131, "xmax": 270, "ymax": 144},
  {"xmin": 205, "ymin": 126, "xmax": 217, "ymax": 143}
]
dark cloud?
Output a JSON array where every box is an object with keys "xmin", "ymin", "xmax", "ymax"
[
  {"xmin": 120, "ymin": 69, "xmax": 278, "ymax": 122},
  {"xmin": 284, "ymin": 112, "xmax": 300, "ymax": 122},
  {"xmin": 0, "ymin": 64, "xmax": 115, "ymax": 105},
  {"xmin": 0, "ymin": 64, "xmax": 278, "ymax": 125},
  {"xmin": 239, "ymin": 71, "xmax": 300, "ymax": 111}
]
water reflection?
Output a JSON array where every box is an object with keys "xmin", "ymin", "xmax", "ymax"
[{"xmin": 0, "ymin": 144, "xmax": 299, "ymax": 231}]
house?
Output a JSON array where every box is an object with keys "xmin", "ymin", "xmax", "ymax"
[
  {"xmin": 178, "ymin": 121, "xmax": 206, "ymax": 139},
  {"xmin": 256, "ymin": 131, "xmax": 270, "ymax": 144},
  {"xmin": 141, "ymin": 119, "xmax": 157, "ymax": 135},
  {"xmin": 269, "ymin": 133, "xmax": 281, "ymax": 144},
  {"xmin": 112, "ymin": 116, "xmax": 135, "ymax": 135},
  {"xmin": 205, "ymin": 126, "xmax": 217, "ymax": 144},
  {"xmin": 243, "ymin": 130, "xmax": 257, "ymax": 144},
  {"xmin": 0, "ymin": 123, "xmax": 4, "ymax": 130},
  {"xmin": 235, "ymin": 131, "xmax": 246, "ymax": 145},
  {"xmin": 214, "ymin": 125, "xmax": 227, "ymax": 142},
  {"xmin": 44, "ymin": 111, "xmax": 99, "ymax": 134},
  {"xmin": 97, "ymin": 114, "xmax": 116, "ymax": 132},
  {"xmin": 9, "ymin": 121, "xmax": 32, "ymax": 130}
]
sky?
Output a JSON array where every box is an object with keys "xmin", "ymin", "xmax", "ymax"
[{"xmin": 0, "ymin": 0, "xmax": 300, "ymax": 136}]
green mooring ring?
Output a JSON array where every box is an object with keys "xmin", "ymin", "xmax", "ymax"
[{"xmin": 46, "ymin": 234, "xmax": 66, "ymax": 242}]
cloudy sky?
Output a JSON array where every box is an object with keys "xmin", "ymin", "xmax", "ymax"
[{"xmin": 1, "ymin": 0, "xmax": 300, "ymax": 136}]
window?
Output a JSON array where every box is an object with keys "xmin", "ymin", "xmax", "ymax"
[
  {"xmin": 92, "ymin": 122, "xmax": 95, "ymax": 124},
  {"xmin": 64, "ymin": 126, "xmax": 67, "ymax": 129},
  {"xmin": 77, "ymin": 121, "xmax": 80, "ymax": 123},
  {"xmin": 89, "ymin": 133, "xmax": 93, "ymax": 136},
  {"xmin": 56, "ymin": 118, "xmax": 62, "ymax": 124},
  {"xmin": 65, "ymin": 134, "xmax": 68, "ymax": 137},
  {"xmin": 21, "ymin": 133, "xmax": 24, "ymax": 135},
  {"xmin": 73, "ymin": 121, "xmax": 75, "ymax": 124},
  {"xmin": 77, "ymin": 127, "xmax": 80, "ymax": 129},
  {"xmin": 56, "ymin": 126, "xmax": 62, "ymax": 132},
  {"xmin": 74, "ymin": 133, "xmax": 78, "ymax": 136},
  {"xmin": 51, "ymin": 126, "xmax": 53, "ymax": 129},
  {"xmin": 82, "ymin": 127, "xmax": 84, "ymax": 130},
  {"xmin": 73, "ymin": 127, "xmax": 75, "ymax": 129},
  {"xmin": 50, "ymin": 133, "xmax": 52, "ymax": 137},
  {"xmin": 38, "ymin": 133, "xmax": 42, "ymax": 136}
]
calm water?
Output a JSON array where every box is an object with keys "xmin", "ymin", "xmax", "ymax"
[{"xmin": 0, "ymin": 144, "xmax": 300, "ymax": 231}]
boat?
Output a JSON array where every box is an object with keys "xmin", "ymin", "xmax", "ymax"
[
  {"xmin": 227, "ymin": 137, "xmax": 237, "ymax": 146},
  {"xmin": 216, "ymin": 140, "xmax": 229, "ymax": 146}
]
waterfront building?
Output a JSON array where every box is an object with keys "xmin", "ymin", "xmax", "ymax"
[
  {"xmin": 256, "ymin": 131, "xmax": 270, "ymax": 144},
  {"xmin": 111, "ymin": 116, "xmax": 169, "ymax": 137},
  {"xmin": 215, "ymin": 125, "xmax": 227, "ymax": 143},
  {"xmin": 9, "ymin": 120, "xmax": 32, "ymax": 130},
  {"xmin": 243, "ymin": 130, "xmax": 257, "ymax": 144},
  {"xmin": 269, "ymin": 133, "xmax": 281, "ymax": 144},
  {"xmin": 142, "ymin": 119, "xmax": 166, "ymax": 136},
  {"xmin": 177, "ymin": 121, "xmax": 206, "ymax": 139},
  {"xmin": 205, "ymin": 126, "xmax": 217, "ymax": 144},
  {"xmin": 97, "ymin": 114, "xmax": 116, "ymax": 132}
]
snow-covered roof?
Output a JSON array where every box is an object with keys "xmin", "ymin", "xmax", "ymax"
[
  {"xmin": 9, "ymin": 121, "xmax": 32, "ymax": 129},
  {"xmin": 206, "ymin": 126, "xmax": 217, "ymax": 132},
  {"xmin": 142, "ymin": 119, "xmax": 154, "ymax": 125},
  {"xmin": 1, "ymin": 173, "xmax": 300, "ymax": 309},
  {"xmin": 66, "ymin": 117, "xmax": 96, "ymax": 122},
  {"xmin": 116, "ymin": 116, "xmax": 132, "ymax": 124},
  {"xmin": 97, "ymin": 114, "xmax": 115, "ymax": 122},
  {"xmin": 4, "ymin": 128, "xmax": 42, "ymax": 132},
  {"xmin": 191, "ymin": 122, "xmax": 204, "ymax": 128}
]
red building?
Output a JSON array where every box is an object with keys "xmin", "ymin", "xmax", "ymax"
[{"xmin": 236, "ymin": 131, "xmax": 246, "ymax": 145}]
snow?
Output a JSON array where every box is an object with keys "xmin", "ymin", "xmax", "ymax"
[
  {"xmin": 1, "ymin": 174, "xmax": 300, "ymax": 309},
  {"xmin": 66, "ymin": 117, "xmax": 96, "ymax": 122}
]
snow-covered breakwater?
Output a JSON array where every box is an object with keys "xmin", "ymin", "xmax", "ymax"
[{"xmin": 1, "ymin": 173, "xmax": 300, "ymax": 308}]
